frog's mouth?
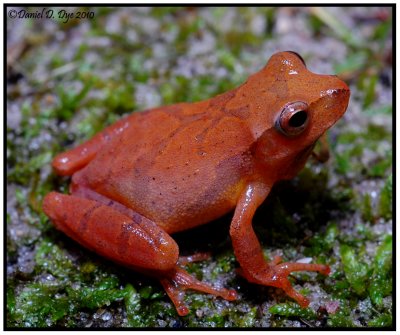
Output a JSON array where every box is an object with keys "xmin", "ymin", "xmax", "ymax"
[
  {"xmin": 297, "ymin": 142, "xmax": 316, "ymax": 162},
  {"xmin": 290, "ymin": 141, "xmax": 317, "ymax": 175},
  {"xmin": 280, "ymin": 141, "xmax": 316, "ymax": 180}
]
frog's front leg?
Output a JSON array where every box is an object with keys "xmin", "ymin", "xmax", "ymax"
[
  {"xmin": 42, "ymin": 192, "xmax": 236, "ymax": 316},
  {"xmin": 230, "ymin": 182, "xmax": 330, "ymax": 307}
]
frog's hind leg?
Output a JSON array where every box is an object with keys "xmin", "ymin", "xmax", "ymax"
[
  {"xmin": 52, "ymin": 114, "xmax": 135, "ymax": 176},
  {"xmin": 43, "ymin": 191, "xmax": 237, "ymax": 316},
  {"xmin": 160, "ymin": 267, "xmax": 237, "ymax": 316},
  {"xmin": 42, "ymin": 191, "xmax": 179, "ymax": 271}
]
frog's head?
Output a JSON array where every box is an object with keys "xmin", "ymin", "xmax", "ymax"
[{"xmin": 250, "ymin": 51, "xmax": 350, "ymax": 180}]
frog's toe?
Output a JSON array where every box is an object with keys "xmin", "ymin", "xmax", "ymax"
[
  {"xmin": 178, "ymin": 251, "xmax": 212, "ymax": 265},
  {"xmin": 160, "ymin": 267, "xmax": 237, "ymax": 316},
  {"xmin": 239, "ymin": 261, "xmax": 330, "ymax": 307}
]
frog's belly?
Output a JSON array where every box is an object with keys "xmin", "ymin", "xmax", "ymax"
[
  {"xmin": 78, "ymin": 149, "xmax": 252, "ymax": 234},
  {"xmin": 142, "ymin": 179, "xmax": 246, "ymax": 234},
  {"xmin": 106, "ymin": 157, "xmax": 249, "ymax": 234}
]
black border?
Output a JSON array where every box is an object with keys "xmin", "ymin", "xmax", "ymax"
[{"xmin": 4, "ymin": 3, "xmax": 396, "ymax": 331}]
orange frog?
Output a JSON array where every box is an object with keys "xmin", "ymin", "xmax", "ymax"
[{"xmin": 43, "ymin": 51, "xmax": 350, "ymax": 316}]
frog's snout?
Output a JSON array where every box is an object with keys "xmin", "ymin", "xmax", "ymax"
[{"xmin": 320, "ymin": 75, "xmax": 350, "ymax": 116}]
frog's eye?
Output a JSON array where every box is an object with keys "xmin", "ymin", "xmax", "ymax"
[{"xmin": 276, "ymin": 101, "xmax": 309, "ymax": 137}]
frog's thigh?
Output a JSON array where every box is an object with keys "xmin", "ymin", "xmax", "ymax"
[{"xmin": 42, "ymin": 192, "xmax": 178, "ymax": 271}]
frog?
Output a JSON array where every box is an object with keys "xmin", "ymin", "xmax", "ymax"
[{"xmin": 43, "ymin": 51, "xmax": 350, "ymax": 316}]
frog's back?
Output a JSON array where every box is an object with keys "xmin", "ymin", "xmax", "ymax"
[{"xmin": 75, "ymin": 97, "xmax": 255, "ymax": 233}]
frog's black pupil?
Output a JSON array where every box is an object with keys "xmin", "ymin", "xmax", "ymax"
[{"xmin": 289, "ymin": 111, "xmax": 307, "ymax": 128}]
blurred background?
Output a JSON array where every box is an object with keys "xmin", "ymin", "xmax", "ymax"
[{"xmin": 7, "ymin": 6, "xmax": 392, "ymax": 328}]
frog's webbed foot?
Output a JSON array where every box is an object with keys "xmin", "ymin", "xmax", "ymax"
[
  {"xmin": 238, "ymin": 259, "xmax": 330, "ymax": 307},
  {"xmin": 160, "ymin": 267, "xmax": 237, "ymax": 316}
]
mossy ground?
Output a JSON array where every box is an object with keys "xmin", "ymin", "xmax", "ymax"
[{"xmin": 6, "ymin": 6, "xmax": 393, "ymax": 328}]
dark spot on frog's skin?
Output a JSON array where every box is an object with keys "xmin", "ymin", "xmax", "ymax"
[
  {"xmin": 118, "ymin": 222, "xmax": 135, "ymax": 256},
  {"xmin": 270, "ymin": 77, "xmax": 289, "ymax": 100},
  {"xmin": 130, "ymin": 210, "xmax": 143, "ymax": 225},
  {"xmin": 160, "ymin": 104, "xmax": 183, "ymax": 116},
  {"xmin": 208, "ymin": 89, "xmax": 237, "ymax": 109},
  {"xmin": 172, "ymin": 107, "xmax": 206, "ymax": 123},
  {"xmin": 102, "ymin": 132, "xmax": 111, "ymax": 142},
  {"xmin": 225, "ymin": 105, "xmax": 250, "ymax": 119},
  {"xmin": 184, "ymin": 151, "xmax": 253, "ymax": 216},
  {"xmin": 95, "ymin": 238, "xmax": 106, "ymax": 249},
  {"xmin": 194, "ymin": 114, "xmax": 224, "ymax": 145},
  {"xmin": 78, "ymin": 203, "xmax": 102, "ymax": 235}
]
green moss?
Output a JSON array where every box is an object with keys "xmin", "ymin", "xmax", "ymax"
[
  {"xmin": 124, "ymin": 284, "xmax": 145, "ymax": 327},
  {"xmin": 217, "ymin": 49, "xmax": 238, "ymax": 72},
  {"xmin": 6, "ymin": 283, "xmax": 16, "ymax": 324},
  {"xmin": 328, "ymin": 278, "xmax": 351, "ymax": 302},
  {"xmin": 368, "ymin": 313, "xmax": 392, "ymax": 327},
  {"xmin": 365, "ymin": 124, "xmax": 391, "ymax": 142},
  {"xmin": 368, "ymin": 235, "xmax": 392, "ymax": 307},
  {"xmin": 11, "ymin": 282, "xmax": 72, "ymax": 327},
  {"xmin": 305, "ymin": 222, "xmax": 338, "ymax": 257},
  {"xmin": 54, "ymin": 77, "xmax": 95, "ymax": 122},
  {"xmin": 361, "ymin": 194, "xmax": 373, "ymax": 223},
  {"xmin": 9, "ymin": 152, "xmax": 52, "ymax": 185},
  {"xmin": 35, "ymin": 239, "xmax": 75, "ymax": 278},
  {"xmin": 269, "ymin": 303, "xmax": 317, "ymax": 320},
  {"xmin": 339, "ymin": 245, "xmax": 369, "ymax": 297},
  {"xmin": 363, "ymin": 73, "xmax": 379, "ymax": 108},
  {"xmin": 327, "ymin": 304, "xmax": 355, "ymax": 327},
  {"xmin": 334, "ymin": 51, "xmax": 368, "ymax": 75},
  {"xmin": 368, "ymin": 152, "xmax": 392, "ymax": 178},
  {"xmin": 211, "ymin": 253, "xmax": 236, "ymax": 278},
  {"xmin": 129, "ymin": 55, "xmax": 151, "ymax": 83},
  {"xmin": 378, "ymin": 174, "xmax": 392, "ymax": 220},
  {"xmin": 327, "ymin": 233, "xmax": 392, "ymax": 323},
  {"xmin": 334, "ymin": 122, "xmax": 391, "ymax": 178},
  {"xmin": 8, "ymin": 238, "xmax": 134, "ymax": 327},
  {"xmin": 236, "ymin": 307, "xmax": 257, "ymax": 327},
  {"xmin": 104, "ymin": 84, "xmax": 136, "ymax": 114},
  {"xmin": 364, "ymin": 105, "xmax": 392, "ymax": 116}
]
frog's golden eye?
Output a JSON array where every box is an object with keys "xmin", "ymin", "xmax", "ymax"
[{"xmin": 276, "ymin": 101, "xmax": 309, "ymax": 137}]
